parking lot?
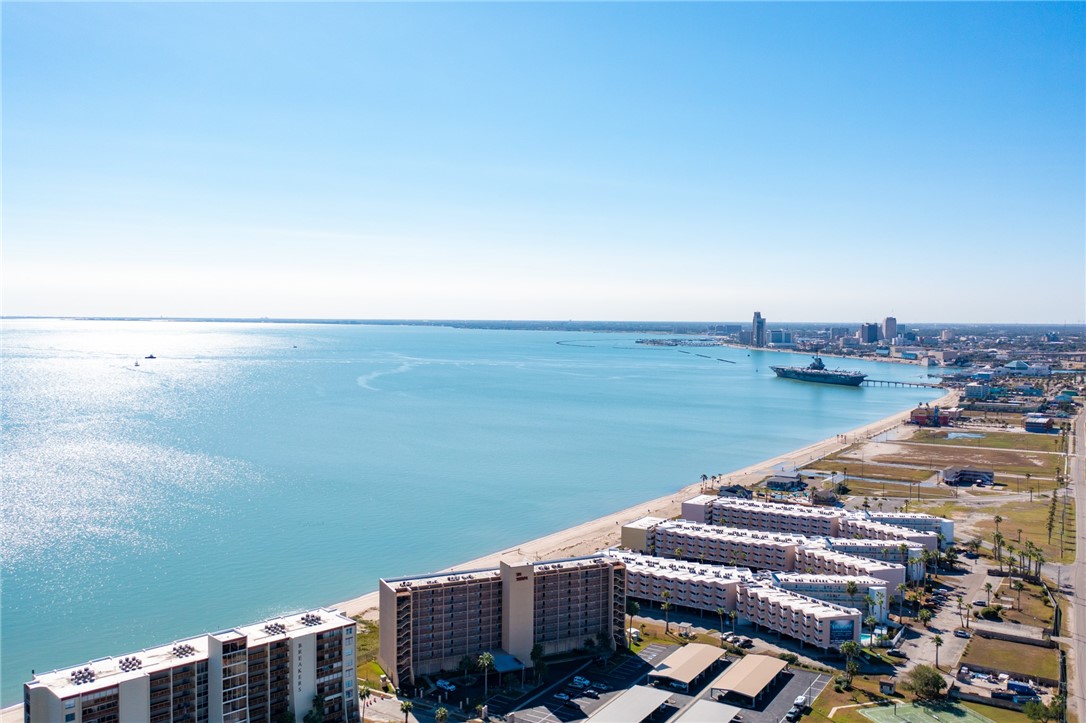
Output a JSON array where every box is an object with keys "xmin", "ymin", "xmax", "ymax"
[{"xmin": 505, "ymin": 644, "xmax": 831, "ymax": 723}]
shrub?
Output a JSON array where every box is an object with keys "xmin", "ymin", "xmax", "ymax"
[{"xmin": 779, "ymin": 653, "xmax": 799, "ymax": 664}]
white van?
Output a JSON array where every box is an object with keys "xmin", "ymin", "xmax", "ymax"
[{"xmin": 628, "ymin": 628, "xmax": 642, "ymax": 641}]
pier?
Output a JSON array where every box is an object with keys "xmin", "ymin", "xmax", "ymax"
[{"xmin": 862, "ymin": 379, "xmax": 942, "ymax": 389}]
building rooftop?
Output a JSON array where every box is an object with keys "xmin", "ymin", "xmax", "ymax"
[
  {"xmin": 800, "ymin": 546, "xmax": 905, "ymax": 572},
  {"xmin": 648, "ymin": 643, "xmax": 725, "ymax": 685},
  {"xmin": 655, "ymin": 520, "xmax": 808, "ymax": 546},
  {"xmin": 25, "ymin": 608, "xmax": 354, "ymax": 697},
  {"xmin": 709, "ymin": 655, "xmax": 789, "ymax": 700},
  {"xmin": 711, "ymin": 499, "xmax": 845, "ymax": 519},
  {"xmin": 605, "ymin": 550, "xmax": 753, "ymax": 581},
  {"xmin": 588, "ymin": 685, "xmax": 674, "ymax": 722},
  {"xmin": 773, "ymin": 573, "xmax": 885, "ymax": 586},
  {"xmin": 739, "ymin": 584, "xmax": 861, "ymax": 617}
]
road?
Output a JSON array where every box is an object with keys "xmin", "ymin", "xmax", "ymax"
[{"xmin": 1062, "ymin": 410, "xmax": 1084, "ymax": 719}]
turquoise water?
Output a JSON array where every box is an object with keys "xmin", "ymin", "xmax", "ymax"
[{"xmin": 0, "ymin": 320, "xmax": 941, "ymax": 704}]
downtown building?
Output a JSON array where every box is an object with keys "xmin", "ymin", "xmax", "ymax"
[
  {"xmin": 23, "ymin": 609, "xmax": 359, "ymax": 723},
  {"xmin": 377, "ymin": 555, "xmax": 625, "ymax": 690}
]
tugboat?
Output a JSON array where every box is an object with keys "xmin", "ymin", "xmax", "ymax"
[{"xmin": 770, "ymin": 356, "xmax": 866, "ymax": 387}]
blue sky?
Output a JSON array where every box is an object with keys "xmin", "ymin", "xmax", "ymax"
[{"xmin": 3, "ymin": 2, "xmax": 1083, "ymax": 322}]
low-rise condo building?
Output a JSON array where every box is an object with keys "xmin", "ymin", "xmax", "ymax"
[
  {"xmin": 23, "ymin": 608, "xmax": 359, "ymax": 723},
  {"xmin": 735, "ymin": 584, "xmax": 861, "ymax": 649},
  {"xmin": 624, "ymin": 519, "xmax": 805, "ymax": 571},
  {"xmin": 704, "ymin": 499, "xmax": 844, "ymax": 537},
  {"xmin": 772, "ymin": 573, "xmax": 888, "ymax": 622},
  {"xmin": 825, "ymin": 539, "xmax": 926, "ymax": 581},
  {"xmin": 837, "ymin": 517, "xmax": 938, "ymax": 550},
  {"xmin": 870, "ymin": 512, "xmax": 954, "ymax": 545},
  {"xmin": 794, "ymin": 547, "xmax": 907, "ymax": 591},
  {"xmin": 604, "ymin": 550, "xmax": 753, "ymax": 612},
  {"xmin": 378, "ymin": 555, "xmax": 625, "ymax": 690}
]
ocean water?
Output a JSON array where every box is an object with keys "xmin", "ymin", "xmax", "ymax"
[{"xmin": 0, "ymin": 320, "xmax": 941, "ymax": 704}]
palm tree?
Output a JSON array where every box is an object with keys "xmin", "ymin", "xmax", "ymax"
[
  {"xmin": 983, "ymin": 582, "xmax": 993, "ymax": 606},
  {"xmin": 729, "ymin": 610, "xmax": 738, "ymax": 633},
  {"xmin": 400, "ymin": 700, "xmax": 413, "ymax": 723},
  {"xmin": 1013, "ymin": 580, "xmax": 1025, "ymax": 610},
  {"xmin": 918, "ymin": 608, "xmax": 933, "ymax": 628},
  {"xmin": 845, "ymin": 580, "xmax": 859, "ymax": 607},
  {"xmin": 674, "ymin": 547, "xmax": 684, "ymax": 561},
  {"xmin": 994, "ymin": 515, "xmax": 1003, "ymax": 534},
  {"xmin": 661, "ymin": 591, "xmax": 672, "ymax": 634},
  {"xmin": 530, "ymin": 643, "xmax": 545, "ymax": 684},
  {"xmin": 839, "ymin": 641, "xmax": 861, "ymax": 686},
  {"xmin": 716, "ymin": 607, "xmax": 727, "ymax": 648},
  {"xmin": 626, "ymin": 600, "xmax": 640, "ymax": 646},
  {"xmin": 435, "ymin": 708, "xmax": 449, "ymax": 723},
  {"xmin": 360, "ymin": 685, "xmax": 372, "ymax": 723},
  {"xmin": 957, "ymin": 595, "xmax": 966, "ymax": 628},
  {"xmin": 477, "ymin": 652, "xmax": 495, "ymax": 699},
  {"xmin": 864, "ymin": 616, "xmax": 877, "ymax": 645},
  {"xmin": 933, "ymin": 634, "xmax": 944, "ymax": 669},
  {"xmin": 896, "ymin": 583, "xmax": 908, "ymax": 619}
]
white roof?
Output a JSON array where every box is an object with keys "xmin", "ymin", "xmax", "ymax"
[
  {"xmin": 673, "ymin": 699, "xmax": 743, "ymax": 723},
  {"xmin": 588, "ymin": 685, "xmax": 673, "ymax": 722},
  {"xmin": 648, "ymin": 643, "xmax": 724, "ymax": 685}
]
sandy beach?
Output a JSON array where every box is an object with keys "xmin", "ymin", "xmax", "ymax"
[{"xmin": 334, "ymin": 389, "xmax": 958, "ymax": 621}]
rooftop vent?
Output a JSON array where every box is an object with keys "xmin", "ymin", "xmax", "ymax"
[
  {"xmin": 172, "ymin": 644, "xmax": 196, "ymax": 658},
  {"xmin": 118, "ymin": 656, "xmax": 143, "ymax": 672},
  {"xmin": 300, "ymin": 613, "xmax": 322, "ymax": 627},
  {"xmin": 70, "ymin": 667, "xmax": 96, "ymax": 685},
  {"xmin": 263, "ymin": 623, "xmax": 288, "ymax": 635}
]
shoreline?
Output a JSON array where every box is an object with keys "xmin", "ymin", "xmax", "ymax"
[{"xmin": 334, "ymin": 388, "xmax": 957, "ymax": 622}]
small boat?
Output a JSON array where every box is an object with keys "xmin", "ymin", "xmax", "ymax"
[
  {"xmin": 145, "ymin": 354, "xmax": 156, "ymax": 359},
  {"xmin": 134, "ymin": 361, "xmax": 140, "ymax": 367}
]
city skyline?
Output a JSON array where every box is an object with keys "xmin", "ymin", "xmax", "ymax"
[{"xmin": 3, "ymin": 2, "xmax": 1083, "ymax": 323}]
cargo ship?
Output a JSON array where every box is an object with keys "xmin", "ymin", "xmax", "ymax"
[{"xmin": 770, "ymin": 356, "xmax": 866, "ymax": 387}]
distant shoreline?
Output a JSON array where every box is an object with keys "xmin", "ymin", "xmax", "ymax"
[{"xmin": 2, "ymin": 316, "xmax": 1076, "ymax": 332}]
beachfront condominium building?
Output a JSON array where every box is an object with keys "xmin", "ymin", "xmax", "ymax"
[
  {"xmin": 622, "ymin": 518, "xmax": 806, "ymax": 571},
  {"xmin": 869, "ymin": 512, "xmax": 954, "ymax": 546},
  {"xmin": 836, "ymin": 517, "xmax": 938, "ymax": 551},
  {"xmin": 685, "ymin": 497, "xmax": 845, "ymax": 538},
  {"xmin": 23, "ymin": 608, "xmax": 359, "ymax": 723},
  {"xmin": 735, "ymin": 584, "xmax": 861, "ymax": 649},
  {"xmin": 793, "ymin": 546, "xmax": 907, "ymax": 591},
  {"xmin": 772, "ymin": 573, "xmax": 888, "ymax": 623},
  {"xmin": 378, "ymin": 555, "xmax": 625, "ymax": 690},
  {"xmin": 882, "ymin": 317, "xmax": 897, "ymax": 342},
  {"xmin": 604, "ymin": 550, "xmax": 753, "ymax": 612},
  {"xmin": 824, "ymin": 539, "xmax": 925, "ymax": 581},
  {"xmin": 752, "ymin": 312, "xmax": 766, "ymax": 348}
]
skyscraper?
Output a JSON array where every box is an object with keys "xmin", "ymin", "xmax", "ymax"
[
  {"xmin": 882, "ymin": 317, "xmax": 897, "ymax": 342},
  {"xmin": 752, "ymin": 312, "xmax": 766, "ymax": 348},
  {"xmin": 859, "ymin": 323, "xmax": 879, "ymax": 344}
]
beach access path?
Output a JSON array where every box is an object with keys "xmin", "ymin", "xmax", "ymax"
[{"xmin": 335, "ymin": 390, "xmax": 957, "ymax": 621}]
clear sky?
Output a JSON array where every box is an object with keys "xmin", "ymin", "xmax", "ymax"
[{"xmin": 3, "ymin": 2, "xmax": 1083, "ymax": 323}]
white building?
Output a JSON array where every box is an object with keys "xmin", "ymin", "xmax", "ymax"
[{"xmin": 24, "ymin": 609, "xmax": 359, "ymax": 723}]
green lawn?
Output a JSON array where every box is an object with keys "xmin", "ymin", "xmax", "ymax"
[
  {"xmin": 960, "ymin": 702, "xmax": 1031, "ymax": 723},
  {"xmin": 997, "ymin": 580, "xmax": 1055, "ymax": 628},
  {"xmin": 910, "ymin": 429, "xmax": 1064, "ymax": 453},
  {"xmin": 810, "ymin": 460, "xmax": 937, "ymax": 484},
  {"xmin": 842, "ymin": 479, "xmax": 955, "ymax": 500},
  {"xmin": 971, "ymin": 497, "xmax": 1076, "ymax": 563},
  {"xmin": 959, "ymin": 635, "xmax": 1059, "ymax": 681},
  {"xmin": 862, "ymin": 701, "xmax": 997, "ymax": 723}
]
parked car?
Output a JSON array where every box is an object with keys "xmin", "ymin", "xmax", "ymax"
[
  {"xmin": 583, "ymin": 689, "xmax": 600, "ymax": 699},
  {"xmin": 954, "ymin": 629, "xmax": 971, "ymax": 639},
  {"xmin": 572, "ymin": 676, "xmax": 591, "ymax": 687},
  {"xmin": 568, "ymin": 680, "xmax": 588, "ymax": 689},
  {"xmin": 593, "ymin": 682, "xmax": 611, "ymax": 691},
  {"xmin": 554, "ymin": 692, "xmax": 570, "ymax": 701},
  {"xmin": 668, "ymin": 681, "xmax": 688, "ymax": 691},
  {"xmin": 786, "ymin": 705, "xmax": 803, "ymax": 721},
  {"xmin": 435, "ymin": 679, "xmax": 456, "ymax": 692},
  {"xmin": 972, "ymin": 600, "xmax": 987, "ymax": 607},
  {"xmin": 739, "ymin": 638, "xmax": 754, "ymax": 648},
  {"xmin": 794, "ymin": 695, "xmax": 808, "ymax": 708},
  {"xmin": 887, "ymin": 649, "xmax": 908, "ymax": 658}
]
